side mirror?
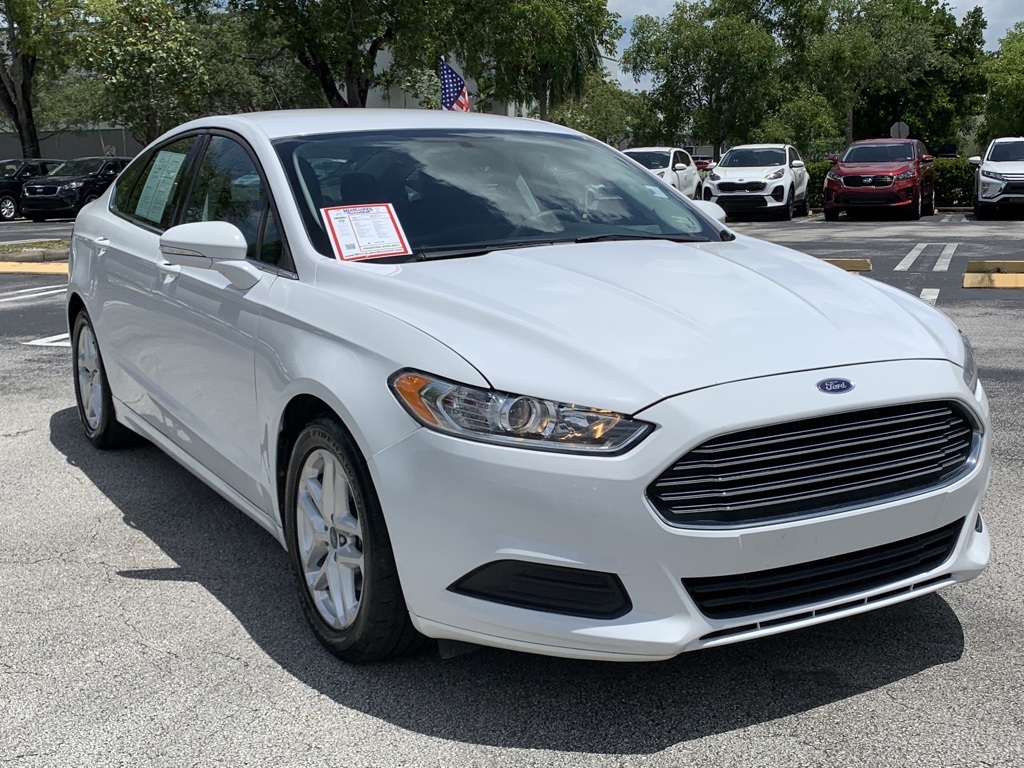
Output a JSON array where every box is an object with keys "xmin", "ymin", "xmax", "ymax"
[
  {"xmin": 922, "ymin": 154, "xmax": 934, "ymax": 162},
  {"xmin": 160, "ymin": 222, "xmax": 260, "ymax": 289},
  {"xmin": 791, "ymin": 160, "xmax": 805, "ymax": 169},
  {"xmin": 691, "ymin": 199, "xmax": 727, "ymax": 224},
  {"xmin": 827, "ymin": 155, "xmax": 839, "ymax": 165},
  {"xmin": 673, "ymin": 163, "xmax": 687, "ymax": 171},
  {"xmin": 705, "ymin": 162, "xmax": 717, "ymax": 170},
  {"xmin": 103, "ymin": 169, "xmax": 118, "ymax": 177},
  {"xmin": 968, "ymin": 155, "xmax": 982, "ymax": 166}
]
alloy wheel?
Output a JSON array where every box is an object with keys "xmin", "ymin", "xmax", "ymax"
[
  {"xmin": 76, "ymin": 323, "xmax": 104, "ymax": 431},
  {"xmin": 0, "ymin": 196, "xmax": 16, "ymax": 221},
  {"xmin": 296, "ymin": 448, "xmax": 365, "ymax": 630}
]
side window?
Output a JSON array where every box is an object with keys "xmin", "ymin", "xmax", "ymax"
[
  {"xmin": 184, "ymin": 135, "xmax": 284, "ymax": 267},
  {"xmin": 675, "ymin": 151, "xmax": 690, "ymax": 167},
  {"xmin": 116, "ymin": 136, "xmax": 198, "ymax": 229},
  {"xmin": 787, "ymin": 147, "xmax": 797, "ymax": 165}
]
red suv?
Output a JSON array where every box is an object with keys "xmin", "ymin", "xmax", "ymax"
[{"xmin": 823, "ymin": 139, "xmax": 936, "ymax": 221}]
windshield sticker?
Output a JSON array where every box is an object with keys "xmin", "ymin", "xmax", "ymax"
[
  {"xmin": 643, "ymin": 184, "xmax": 669, "ymax": 198},
  {"xmin": 321, "ymin": 203, "xmax": 412, "ymax": 261}
]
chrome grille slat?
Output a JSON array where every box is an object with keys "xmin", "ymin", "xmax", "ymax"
[{"xmin": 647, "ymin": 401, "xmax": 977, "ymax": 527}]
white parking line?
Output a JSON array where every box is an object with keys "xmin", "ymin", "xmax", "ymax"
[
  {"xmin": 933, "ymin": 243, "xmax": 958, "ymax": 272},
  {"xmin": 920, "ymin": 289, "xmax": 940, "ymax": 306},
  {"xmin": 0, "ymin": 287, "xmax": 65, "ymax": 303},
  {"xmin": 895, "ymin": 244, "xmax": 928, "ymax": 271},
  {"xmin": 3, "ymin": 284, "xmax": 65, "ymax": 296},
  {"xmin": 22, "ymin": 332, "xmax": 70, "ymax": 347},
  {"xmin": 795, "ymin": 215, "xmax": 822, "ymax": 224}
]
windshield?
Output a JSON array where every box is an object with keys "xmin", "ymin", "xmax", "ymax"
[
  {"xmin": 718, "ymin": 148, "xmax": 785, "ymax": 167},
  {"xmin": 842, "ymin": 144, "xmax": 915, "ymax": 163},
  {"xmin": 624, "ymin": 150, "xmax": 670, "ymax": 170},
  {"xmin": 51, "ymin": 160, "xmax": 103, "ymax": 177},
  {"xmin": 989, "ymin": 141, "xmax": 1024, "ymax": 162},
  {"xmin": 0, "ymin": 161, "xmax": 20, "ymax": 177},
  {"xmin": 274, "ymin": 129, "xmax": 718, "ymax": 260}
]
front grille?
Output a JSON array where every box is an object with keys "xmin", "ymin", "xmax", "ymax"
[
  {"xmin": 683, "ymin": 517, "xmax": 964, "ymax": 619},
  {"xmin": 647, "ymin": 401, "xmax": 977, "ymax": 528},
  {"xmin": 718, "ymin": 181, "xmax": 766, "ymax": 192},
  {"xmin": 25, "ymin": 185, "xmax": 57, "ymax": 196},
  {"xmin": 716, "ymin": 195, "xmax": 768, "ymax": 209},
  {"xmin": 1004, "ymin": 182, "xmax": 1024, "ymax": 195},
  {"xmin": 838, "ymin": 193, "xmax": 901, "ymax": 206},
  {"xmin": 843, "ymin": 175, "xmax": 894, "ymax": 188}
]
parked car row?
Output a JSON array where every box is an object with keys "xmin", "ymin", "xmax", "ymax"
[
  {"xmin": 0, "ymin": 155, "xmax": 131, "ymax": 222},
  {"xmin": 627, "ymin": 136, "xmax": 1024, "ymax": 223}
]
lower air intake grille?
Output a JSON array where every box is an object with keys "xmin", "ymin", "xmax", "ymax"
[
  {"xmin": 683, "ymin": 517, "xmax": 964, "ymax": 619},
  {"xmin": 647, "ymin": 401, "xmax": 977, "ymax": 528},
  {"xmin": 449, "ymin": 560, "xmax": 631, "ymax": 619}
]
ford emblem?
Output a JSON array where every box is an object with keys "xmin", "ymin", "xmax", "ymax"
[{"xmin": 817, "ymin": 378, "xmax": 854, "ymax": 394}]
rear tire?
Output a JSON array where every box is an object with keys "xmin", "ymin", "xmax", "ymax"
[
  {"xmin": 923, "ymin": 191, "xmax": 935, "ymax": 217},
  {"xmin": 72, "ymin": 310, "xmax": 133, "ymax": 449},
  {"xmin": 796, "ymin": 193, "xmax": 810, "ymax": 217},
  {"xmin": 0, "ymin": 194, "xmax": 17, "ymax": 221},
  {"xmin": 284, "ymin": 416, "xmax": 422, "ymax": 663},
  {"xmin": 824, "ymin": 207, "xmax": 840, "ymax": 222}
]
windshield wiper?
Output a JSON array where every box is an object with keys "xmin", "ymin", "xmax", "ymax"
[
  {"xmin": 574, "ymin": 233, "xmax": 710, "ymax": 244},
  {"xmin": 414, "ymin": 240, "xmax": 556, "ymax": 261}
]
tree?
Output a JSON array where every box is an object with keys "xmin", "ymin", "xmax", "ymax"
[
  {"xmin": 549, "ymin": 71, "xmax": 644, "ymax": 145},
  {"xmin": 456, "ymin": 0, "xmax": 623, "ymax": 120},
  {"xmin": 808, "ymin": 0, "xmax": 937, "ymax": 147},
  {"xmin": 86, "ymin": 0, "xmax": 208, "ymax": 144},
  {"xmin": 622, "ymin": 2, "xmax": 780, "ymax": 154},
  {"xmin": 0, "ymin": 0, "xmax": 84, "ymax": 157},
  {"xmin": 979, "ymin": 22, "xmax": 1024, "ymax": 144}
]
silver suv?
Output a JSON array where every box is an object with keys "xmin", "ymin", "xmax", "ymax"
[{"xmin": 970, "ymin": 137, "xmax": 1024, "ymax": 219}]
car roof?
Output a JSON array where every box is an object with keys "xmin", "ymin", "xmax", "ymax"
[
  {"xmin": 0, "ymin": 158, "xmax": 61, "ymax": 163},
  {"xmin": 624, "ymin": 147, "xmax": 679, "ymax": 153},
  {"xmin": 991, "ymin": 137, "xmax": 1024, "ymax": 143},
  {"xmin": 61, "ymin": 156, "xmax": 132, "ymax": 161},
  {"xmin": 171, "ymin": 109, "xmax": 579, "ymax": 142},
  {"xmin": 726, "ymin": 144, "xmax": 788, "ymax": 150},
  {"xmin": 849, "ymin": 139, "xmax": 915, "ymax": 145}
]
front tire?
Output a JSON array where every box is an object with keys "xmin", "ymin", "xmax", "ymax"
[
  {"xmin": 284, "ymin": 416, "xmax": 421, "ymax": 663},
  {"xmin": 974, "ymin": 198, "xmax": 991, "ymax": 220},
  {"xmin": 778, "ymin": 187, "xmax": 795, "ymax": 220},
  {"xmin": 72, "ymin": 310, "xmax": 132, "ymax": 449},
  {"xmin": 0, "ymin": 194, "xmax": 17, "ymax": 221},
  {"xmin": 824, "ymin": 207, "xmax": 840, "ymax": 222},
  {"xmin": 907, "ymin": 188, "xmax": 923, "ymax": 220}
]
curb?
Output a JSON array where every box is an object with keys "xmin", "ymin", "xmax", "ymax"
[{"xmin": 0, "ymin": 247, "xmax": 69, "ymax": 263}]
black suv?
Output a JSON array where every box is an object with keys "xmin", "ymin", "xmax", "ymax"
[
  {"xmin": 21, "ymin": 156, "xmax": 132, "ymax": 221},
  {"xmin": 0, "ymin": 158, "xmax": 63, "ymax": 220}
]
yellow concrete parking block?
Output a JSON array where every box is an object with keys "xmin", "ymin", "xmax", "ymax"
[
  {"xmin": 963, "ymin": 260, "xmax": 1024, "ymax": 288},
  {"xmin": 823, "ymin": 258, "xmax": 872, "ymax": 272},
  {"xmin": 0, "ymin": 261, "xmax": 69, "ymax": 275}
]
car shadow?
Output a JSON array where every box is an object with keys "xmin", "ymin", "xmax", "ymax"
[{"xmin": 50, "ymin": 406, "xmax": 966, "ymax": 754}]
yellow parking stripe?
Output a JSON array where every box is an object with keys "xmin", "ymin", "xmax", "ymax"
[
  {"xmin": 823, "ymin": 258, "xmax": 871, "ymax": 272},
  {"xmin": 0, "ymin": 261, "xmax": 69, "ymax": 275}
]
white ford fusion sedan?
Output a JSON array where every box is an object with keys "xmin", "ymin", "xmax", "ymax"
[{"xmin": 68, "ymin": 110, "xmax": 990, "ymax": 663}]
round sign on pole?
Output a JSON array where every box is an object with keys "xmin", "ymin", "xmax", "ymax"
[{"xmin": 891, "ymin": 121, "xmax": 910, "ymax": 139}]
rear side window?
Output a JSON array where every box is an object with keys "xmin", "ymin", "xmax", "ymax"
[{"xmin": 114, "ymin": 136, "xmax": 198, "ymax": 229}]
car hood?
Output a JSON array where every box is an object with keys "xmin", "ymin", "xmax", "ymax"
[
  {"xmin": 984, "ymin": 160, "xmax": 1024, "ymax": 174},
  {"xmin": 24, "ymin": 175, "xmax": 91, "ymax": 185},
  {"xmin": 712, "ymin": 166, "xmax": 782, "ymax": 181},
  {"xmin": 317, "ymin": 238, "xmax": 961, "ymax": 413},
  {"xmin": 833, "ymin": 162, "xmax": 912, "ymax": 176}
]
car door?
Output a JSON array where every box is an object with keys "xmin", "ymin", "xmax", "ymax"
[
  {"xmin": 146, "ymin": 132, "xmax": 288, "ymax": 507},
  {"xmin": 84, "ymin": 134, "xmax": 202, "ymax": 421}
]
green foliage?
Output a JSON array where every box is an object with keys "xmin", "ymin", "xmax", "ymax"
[
  {"xmin": 933, "ymin": 157, "xmax": 975, "ymax": 207},
  {"xmin": 804, "ymin": 160, "xmax": 831, "ymax": 209},
  {"xmin": 86, "ymin": 0, "xmax": 209, "ymax": 144},
  {"xmin": 549, "ymin": 71, "xmax": 642, "ymax": 145},
  {"xmin": 622, "ymin": 2, "xmax": 780, "ymax": 151},
  {"xmin": 979, "ymin": 21, "xmax": 1024, "ymax": 144}
]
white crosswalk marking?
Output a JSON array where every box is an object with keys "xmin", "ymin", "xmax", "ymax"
[
  {"xmin": 933, "ymin": 243, "xmax": 958, "ymax": 272},
  {"xmin": 22, "ymin": 333, "xmax": 70, "ymax": 348},
  {"xmin": 895, "ymin": 244, "xmax": 928, "ymax": 271},
  {"xmin": 920, "ymin": 289, "xmax": 940, "ymax": 306}
]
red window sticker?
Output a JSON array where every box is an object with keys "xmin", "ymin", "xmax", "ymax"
[{"xmin": 320, "ymin": 203, "xmax": 412, "ymax": 261}]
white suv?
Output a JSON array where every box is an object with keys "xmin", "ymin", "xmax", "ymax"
[
  {"xmin": 704, "ymin": 143, "xmax": 809, "ymax": 220},
  {"xmin": 970, "ymin": 137, "xmax": 1024, "ymax": 220},
  {"xmin": 622, "ymin": 147, "xmax": 702, "ymax": 199}
]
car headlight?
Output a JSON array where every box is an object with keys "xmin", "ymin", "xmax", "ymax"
[
  {"xmin": 826, "ymin": 170, "xmax": 842, "ymax": 182},
  {"xmin": 765, "ymin": 168, "xmax": 785, "ymax": 181},
  {"xmin": 58, "ymin": 181, "xmax": 85, "ymax": 192},
  {"xmin": 709, "ymin": 172, "xmax": 721, "ymax": 181},
  {"xmin": 895, "ymin": 169, "xmax": 917, "ymax": 181},
  {"xmin": 960, "ymin": 331, "xmax": 978, "ymax": 392},
  {"xmin": 981, "ymin": 169, "xmax": 1005, "ymax": 181},
  {"xmin": 389, "ymin": 371, "xmax": 654, "ymax": 454}
]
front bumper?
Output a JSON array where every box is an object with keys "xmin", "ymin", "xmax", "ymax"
[
  {"xmin": 824, "ymin": 178, "xmax": 918, "ymax": 209},
  {"xmin": 371, "ymin": 359, "xmax": 991, "ymax": 661},
  {"xmin": 976, "ymin": 174, "xmax": 1024, "ymax": 207},
  {"xmin": 20, "ymin": 194, "xmax": 81, "ymax": 215},
  {"xmin": 704, "ymin": 181, "xmax": 788, "ymax": 212}
]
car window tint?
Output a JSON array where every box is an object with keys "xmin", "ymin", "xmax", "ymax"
[
  {"xmin": 185, "ymin": 136, "xmax": 269, "ymax": 261},
  {"xmin": 259, "ymin": 207, "xmax": 286, "ymax": 267},
  {"xmin": 121, "ymin": 136, "xmax": 198, "ymax": 229}
]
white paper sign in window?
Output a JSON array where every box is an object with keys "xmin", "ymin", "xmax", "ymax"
[
  {"xmin": 320, "ymin": 204, "xmax": 412, "ymax": 261},
  {"xmin": 135, "ymin": 151, "xmax": 186, "ymax": 224}
]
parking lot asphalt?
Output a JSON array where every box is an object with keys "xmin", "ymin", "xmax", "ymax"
[
  {"xmin": 0, "ymin": 219, "xmax": 74, "ymax": 245},
  {"xmin": 2, "ymin": 214, "xmax": 1023, "ymax": 766}
]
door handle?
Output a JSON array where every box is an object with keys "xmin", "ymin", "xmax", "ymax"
[{"xmin": 157, "ymin": 261, "xmax": 182, "ymax": 277}]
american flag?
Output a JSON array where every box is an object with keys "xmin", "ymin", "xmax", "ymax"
[{"xmin": 439, "ymin": 59, "xmax": 470, "ymax": 112}]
